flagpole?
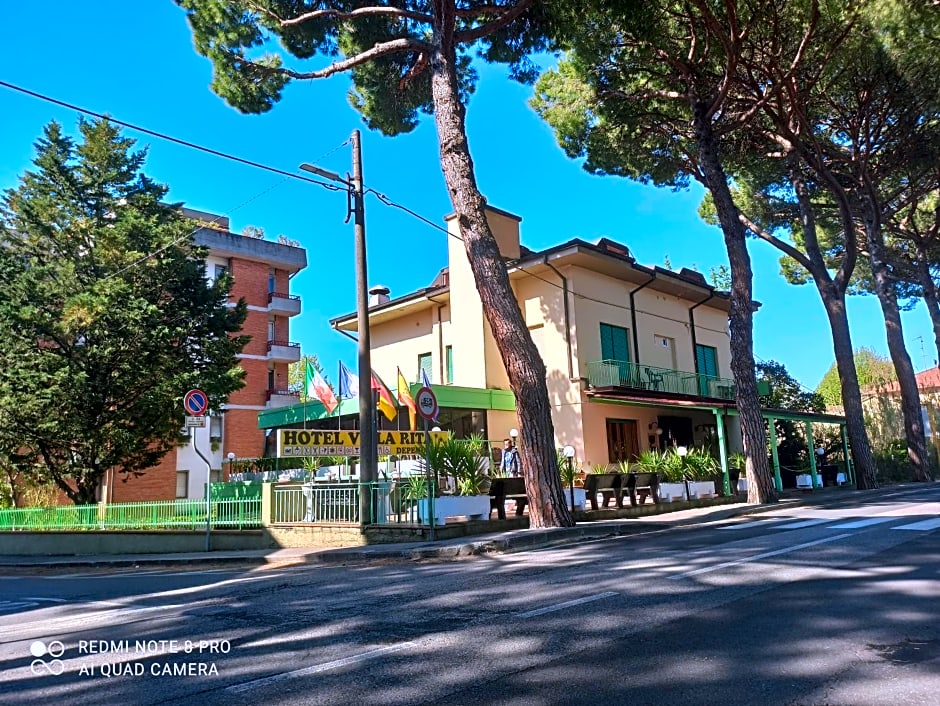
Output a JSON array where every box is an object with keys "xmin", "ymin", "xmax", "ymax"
[
  {"xmin": 339, "ymin": 360, "xmax": 346, "ymax": 481},
  {"xmin": 303, "ymin": 359, "xmax": 308, "ymax": 431}
]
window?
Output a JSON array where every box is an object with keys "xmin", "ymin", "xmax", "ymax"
[
  {"xmin": 418, "ymin": 352, "xmax": 433, "ymax": 383},
  {"xmin": 176, "ymin": 471, "xmax": 189, "ymax": 499},
  {"xmin": 209, "ymin": 415, "xmax": 222, "ymax": 442},
  {"xmin": 600, "ymin": 323, "xmax": 630, "ymax": 362},
  {"xmin": 695, "ymin": 344, "xmax": 719, "ymax": 396},
  {"xmin": 210, "ymin": 469, "xmax": 222, "ymax": 484},
  {"xmin": 695, "ymin": 344, "xmax": 719, "ymax": 377},
  {"xmin": 268, "ymin": 270, "xmax": 275, "ymax": 293},
  {"xmin": 267, "ymin": 320, "xmax": 275, "ymax": 341},
  {"xmin": 445, "ymin": 346, "xmax": 454, "ymax": 384},
  {"xmin": 213, "ymin": 264, "xmax": 229, "ymax": 282}
]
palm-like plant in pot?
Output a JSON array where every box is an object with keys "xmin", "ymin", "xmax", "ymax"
[{"xmin": 422, "ymin": 433, "xmax": 490, "ymax": 496}]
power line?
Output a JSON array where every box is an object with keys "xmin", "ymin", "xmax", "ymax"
[
  {"xmin": 366, "ymin": 183, "xmax": 729, "ymax": 334},
  {"xmin": 1, "ymin": 79, "xmax": 732, "ymax": 340},
  {"xmin": 104, "ymin": 176, "xmax": 292, "ymax": 281},
  {"xmin": 0, "ymin": 79, "xmax": 344, "ymax": 194}
]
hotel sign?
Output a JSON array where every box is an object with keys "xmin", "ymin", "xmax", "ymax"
[{"xmin": 278, "ymin": 430, "xmax": 448, "ymax": 457}]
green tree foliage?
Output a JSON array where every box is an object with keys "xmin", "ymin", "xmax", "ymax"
[
  {"xmin": 289, "ymin": 354, "xmax": 330, "ymax": 402},
  {"xmin": 757, "ymin": 360, "xmax": 826, "ymax": 469},
  {"xmin": 176, "ymin": 0, "xmax": 574, "ymax": 528},
  {"xmin": 816, "ymin": 349, "xmax": 898, "ymax": 408},
  {"xmin": 0, "ymin": 119, "xmax": 248, "ymax": 505},
  {"xmin": 532, "ymin": 0, "xmax": 776, "ymax": 502},
  {"xmin": 757, "ymin": 361, "xmax": 825, "ymax": 414}
]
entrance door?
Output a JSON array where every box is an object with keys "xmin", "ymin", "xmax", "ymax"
[
  {"xmin": 658, "ymin": 415, "xmax": 694, "ymax": 449},
  {"xmin": 606, "ymin": 419, "xmax": 640, "ymax": 464}
]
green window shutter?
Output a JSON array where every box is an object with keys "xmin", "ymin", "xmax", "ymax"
[
  {"xmin": 600, "ymin": 323, "xmax": 629, "ymax": 362},
  {"xmin": 418, "ymin": 353, "xmax": 433, "ymax": 383},
  {"xmin": 695, "ymin": 344, "xmax": 718, "ymax": 377},
  {"xmin": 445, "ymin": 346, "xmax": 453, "ymax": 384}
]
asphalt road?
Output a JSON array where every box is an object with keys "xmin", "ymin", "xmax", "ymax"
[{"xmin": 2, "ymin": 485, "xmax": 939, "ymax": 705}]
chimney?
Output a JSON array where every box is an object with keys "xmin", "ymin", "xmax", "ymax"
[{"xmin": 369, "ymin": 285, "xmax": 390, "ymax": 307}]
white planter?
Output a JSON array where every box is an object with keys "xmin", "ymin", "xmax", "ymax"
[
  {"xmin": 659, "ymin": 482, "xmax": 688, "ymax": 503},
  {"xmin": 796, "ymin": 474, "xmax": 814, "ymax": 490},
  {"xmin": 418, "ymin": 495, "xmax": 490, "ymax": 525},
  {"xmin": 737, "ymin": 477, "xmax": 748, "ymax": 494},
  {"xmin": 688, "ymin": 481, "xmax": 716, "ymax": 499},
  {"xmin": 566, "ymin": 488, "xmax": 587, "ymax": 511}
]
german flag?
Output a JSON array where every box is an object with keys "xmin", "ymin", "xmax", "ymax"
[{"xmin": 371, "ymin": 371, "xmax": 398, "ymax": 422}]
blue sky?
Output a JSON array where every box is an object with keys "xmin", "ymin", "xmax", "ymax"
[{"xmin": 1, "ymin": 3, "xmax": 931, "ymax": 391}]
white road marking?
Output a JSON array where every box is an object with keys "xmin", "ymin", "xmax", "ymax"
[
  {"xmin": 770, "ymin": 519, "xmax": 832, "ymax": 530},
  {"xmin": 516, "ymin": 591, "xmax": 618, "ymax": 619},
  {"xmin": 669, "ymin": 533, "xmax": 853, "ymax": 580},
  {"xmin": 225, "ymin": 642, "xmax": 418, "ymax": 694},
  {"xmin": 891, "ymin": 518, "xmax": 940, "ymax": 532},
  {"xmin": 829, "ymin": 518, "xmax": 896, "ymax": 529},
  {"xmin": 717, "ymin": 519, "xmax": 787, "ymax": 531}
]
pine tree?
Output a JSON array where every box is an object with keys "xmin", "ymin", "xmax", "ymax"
[{"xmin": 0, "ymin": 119, "xmax": 248, "ymax": 504}]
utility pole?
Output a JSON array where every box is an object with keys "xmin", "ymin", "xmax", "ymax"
[
  {"xmin": 300, "ymin": 129, "xmax": 375, "ymax": 526},
  {"xmin": 351, "ymin": 129, "xmax": 375, "ymax": 525}
]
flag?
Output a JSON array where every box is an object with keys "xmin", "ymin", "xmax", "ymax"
[
  {"xmin": 338, "ymin": 361, "xmax": 359, "ymax": 399},
  {"xmin": 305, "ymin": 361, "xmax": 338, "ymax": 414},
  {"xmin": 397, "ymin": 367, "xmax": 417, "ymax": 431},
  {"xmin": 371, "ymin": 371, "xmax": 397, "ymax": 422},
  {"xmin": 420, "ymin": 368, "xmax": 439, "ymax": 422}
]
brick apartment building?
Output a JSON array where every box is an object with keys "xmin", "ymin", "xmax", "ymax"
[{"xmin": 102, "ymin": 209, "xmax": 307, "ymax": 502}]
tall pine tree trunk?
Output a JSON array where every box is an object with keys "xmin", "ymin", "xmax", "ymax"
[
  {"xmin": 914, "ymin": 240, "xmax": 940, "ymax": 365},
  {"xmin": 818, "ymin": 284, "xmax": 879, "ymax": 488},
  {"xmin": 691, "ymin": 100, "xmax": 775, "ymax": 503},
  {"xmin": 429, "ymin": 7, "xmax": 571, "ymax": 527},
  {"xmin": 866, "ymin": 222, "xmax": 930, "ymax": 481}
]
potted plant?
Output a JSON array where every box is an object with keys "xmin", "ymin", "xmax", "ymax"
[
  {"xmin": 558, "ymin": 449, "xmax": 586, "ymax": 510},
  {"xmin": 681, "ymin": 448, "xmax": 719, "ymax": 498},
  {"xmin": 729, "ymin": 452, "xmax": 747, "ymax": 493},
  {"xmin": 638, "ymin": 450, "xmax": 686, "ymax": 502},
  {"xmin": 418, "ymin": 434, "xmax": 491, "ymax": 524}
]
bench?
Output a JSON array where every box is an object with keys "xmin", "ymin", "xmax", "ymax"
[
  {"xmin": 489, "ymin": 477, "xmax": 528, "ymax": 519},
  {"xmin": 624, "ymin": 472, "xmax": 661, "ymax": 506},
  {"xmin": 583, "ymin": 472, "xmax": 623, "ymax": 511}
]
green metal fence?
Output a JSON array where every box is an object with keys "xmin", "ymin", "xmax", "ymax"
[
  {"xmin": 0, "ymin": 498, "xmax": 261, "ymax": 531},
  {"xmin": 270, "ymin": 481, "xmax": 435, "ymax": 526}
]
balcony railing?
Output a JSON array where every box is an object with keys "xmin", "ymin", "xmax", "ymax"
[
  {"xmin": 266, "ymin": 388, "xmax": 300, "ymax": 408},
  {"xmin": 586, "ymin": 359, "xmax": 736, "ymax": 400},
  {"xmin": 268, "ymin": 291, "xmax": 301, "ymax": 317},
  {"xmin": 267, "ymin": 340, "xmax": 301, "ymax": 363}
]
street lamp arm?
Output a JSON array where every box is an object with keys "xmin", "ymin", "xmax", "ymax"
[{"xmin": 299, "ymin": 163, "xmax": 348, "ymax": 185}]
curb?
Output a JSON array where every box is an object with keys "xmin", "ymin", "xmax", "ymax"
[{"xmin": 4, "ymin": 485, "xmax": 909, "ymax": 569}]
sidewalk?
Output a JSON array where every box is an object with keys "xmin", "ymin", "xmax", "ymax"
[
  {"xmin": 0, "ymin": 485, "xmax": 900, "ymax": 570},
  {"xmin": 0, "ymin": 498, "xmax": 784, "ymax": 570}
]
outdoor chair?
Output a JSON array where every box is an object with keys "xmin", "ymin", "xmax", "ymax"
[{"xmin": 645, "ymin": 367, "xmax": 665, "ymax": 391}]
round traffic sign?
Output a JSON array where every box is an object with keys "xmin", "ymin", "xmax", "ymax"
[
  {"xmin": 415, "ymin": 386, "xmax": 438, "ymax": 422},
  {"xmin": 183, "ymin": 389, "xmax": 209, "ymax": 416}
]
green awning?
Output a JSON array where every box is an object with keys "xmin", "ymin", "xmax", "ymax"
[{"xmin": 257, "ymin": 383, "xmax": 516, "ymax": 429}]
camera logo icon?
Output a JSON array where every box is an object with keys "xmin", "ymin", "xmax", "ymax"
[{"xmin": 30, "ymin": 640, "xmax": 65, "ymax": 676}]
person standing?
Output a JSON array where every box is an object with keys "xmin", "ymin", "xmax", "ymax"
[{"xmin": 501, "ymin": 438, "xmax": 520, "ymax": 476}]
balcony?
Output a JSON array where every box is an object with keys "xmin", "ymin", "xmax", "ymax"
[
  {"xmin": 266, "ymin": 388, "xmax": 300, "ymax": 409},
  {"xmin": 268, "ymin": 291, "xmax": 301, "ymax": 317},
  {"xmin": 586, "ymin": 359, "xmax": 736, "ymax": 400},
  {"xmin": 267, "ymin": 340, "xmax": 301, "ymax": 363}
]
